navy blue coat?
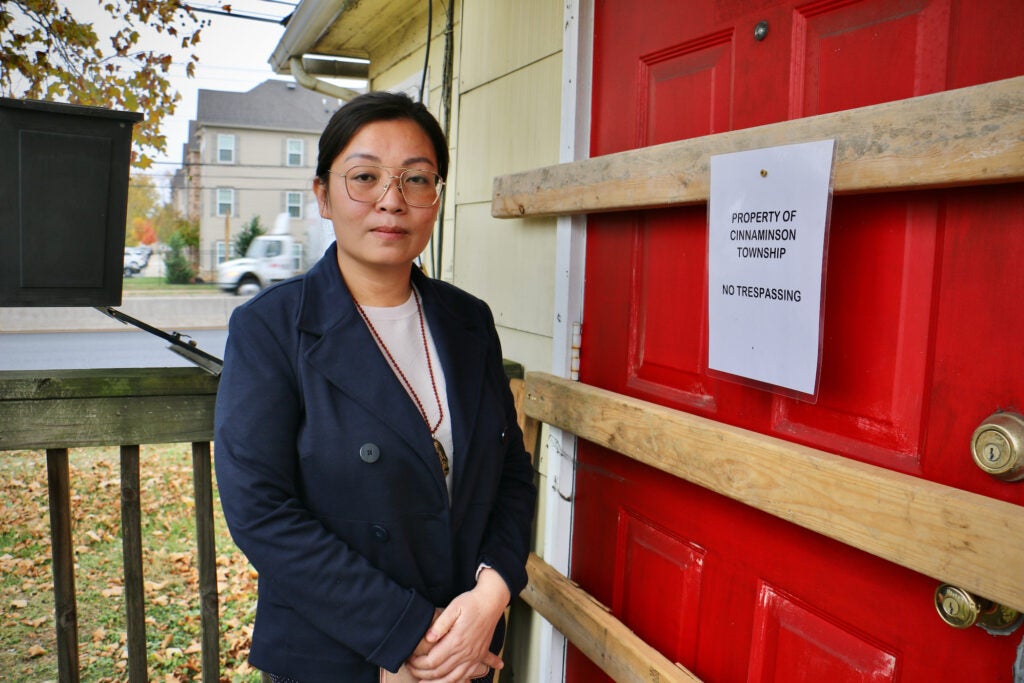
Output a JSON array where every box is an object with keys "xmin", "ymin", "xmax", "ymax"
[{"xmin": 214, "ymin": 244, "xmax": 536, "ymax": 683}]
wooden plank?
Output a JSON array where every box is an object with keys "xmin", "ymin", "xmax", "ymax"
[
  {"xmin": 0, "ymin": 368, "xmax": 219, "ymax": 400},
  {"xmin": 509, "ymin": 378, "xmax": 542, "ymax": 463},
  {"xmin": 0, "ymin": 395, "xmax": 216, "ymax": 450},
  {"xmin": 0, "ymin": 369, "xmax": 218, "ymax": 449},
  {"xmin": 522, "ymin": 553, "xmax": 701, "ymax": 683},
  {"xmin": 119, "ymin": 445, "xmax": 148, "ymax": 683},
  {"xmin": 524, "ymin": 372, "xmax": 1024, "ymax": 613},
  {"xmin": 492, "ymin": 76, "xmax": 1024, "ymax": 218},
  {"xmin": 46, "ymin": 448, "xmax": 80, "ymax": 683},
  {"xmin": 191, "ymin": 441, "xmax": 221, "ymax": 683}
]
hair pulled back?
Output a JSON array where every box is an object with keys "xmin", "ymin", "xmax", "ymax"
[{"xmin": 316, "ymin": 91, "xmax": 449, "ymax": 182}]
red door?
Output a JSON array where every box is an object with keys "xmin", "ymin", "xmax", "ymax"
[{"xmin": 572, "ymin": 1, "xmax": 1024, "ymax": 681}]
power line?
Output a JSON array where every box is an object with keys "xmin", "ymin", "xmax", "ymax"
[{"xmin": 190, "ymin": 10, "xmax": 284, "ymax": 24}]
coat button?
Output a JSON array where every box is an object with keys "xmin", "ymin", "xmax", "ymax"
[
  {"xmin": 359, "ymin": 443, "xmax": 380, "ymax": 463},
  {"xmin": 371, "ymin": 525, "xmax": 389, "ymax": 542}
]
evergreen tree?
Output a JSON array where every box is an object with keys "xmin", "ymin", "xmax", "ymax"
[
  {"xmin": 163, "ymin": 231, "xmax": 194, "ymax": 284},
  {"xmin": 233, "ymin": 216, "xmax": 266, "ymax": 258}
]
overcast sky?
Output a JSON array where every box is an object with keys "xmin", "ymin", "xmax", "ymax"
[{"xmin": 143, "ymin": 2, "xmax": 292, "ymax": 172}]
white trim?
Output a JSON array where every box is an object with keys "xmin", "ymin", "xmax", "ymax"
[
  {"xmin": 216, "ymin": 134, "xmax": 235, "ymax": 164},
  {"xmin": 286, "ymin": 191, "xmax": 304, "ymax": 218},
  {"xmin": 269, "ymin": 0, "xmax": 348, "ymax": 73},
  {"xmin": 286, "ymin": 138, "xmax": 304, "ymax": 167},
  {"xmin": 538, "ymin": 1, "xmax": 592, "ymax": 681}
]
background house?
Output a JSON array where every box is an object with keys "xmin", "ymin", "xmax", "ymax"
[{"xmin": 172, "ymin": 79, "xmax": 343, "ymax": 280}]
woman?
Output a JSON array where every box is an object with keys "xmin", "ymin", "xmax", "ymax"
[{"xmin": 214, "ymin": 91, "xmax": 536, "ymax": 683}]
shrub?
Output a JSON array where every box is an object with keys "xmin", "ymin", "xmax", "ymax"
[
  {"xmin": 164, "ymin": 231, "xmax": 195, "ymax": 284},
  {"xmin": 233, "ymin": 217, "xmax": 266, "ymax": 259}
]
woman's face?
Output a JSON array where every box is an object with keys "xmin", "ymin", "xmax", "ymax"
[{"xmin": 315, "ymin": 118, "xmax": 440, "ymax": 279}]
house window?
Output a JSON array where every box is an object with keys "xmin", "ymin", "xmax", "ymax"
[
  {"xmin": 286, "ymin": 192, "xmax": 303, "ymax": 219},
  {"xmin": 216, "ymin": 240, "xmax": 226, "ymax": 264},
  {"xmin": 292, "ymin": 241, "xmax": 304, "ymax": 271},
  {"xmin": 287, "ymin": 139, "xmax": 303, "ymax": 167},
  {"xmin": 217, "ymin": 134, "xmax": 235, "ymax": 163},
  {"xmin": 216, "ymin": 188, "xmax": 235, "ymax": 217}
]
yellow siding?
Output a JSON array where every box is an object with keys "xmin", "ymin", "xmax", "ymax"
[
  {"xmin": 452, "ymin": 53, "xmax": 561, "ymax": 384},
  {"xmin": 460, "ymin": 0, "xmax": 564, "ymax": 91},
  {"xmin": 453, "ymin": 203, "xmax": 556, "ymax": 372},
  {"xmin": 455, "ymin": 54, "xmax": 562, "ymax": 204},
  {"xmin": 367, "ymin": 5, "xmax": 561, "ymax": 377}
]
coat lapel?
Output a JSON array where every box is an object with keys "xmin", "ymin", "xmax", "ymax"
[
  {"xmin": 413, "ymin": 269, "xmax": 489, "ymax": 496},
  {"xmin": 297, "ymin": 249, "xmax": 445, "ymax": 491}
]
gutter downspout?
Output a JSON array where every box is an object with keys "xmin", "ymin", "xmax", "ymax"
[
  {"xmin": 270, "ymin": 0, "xmax": 365, "ymax": 101},
  {"xmin": 289, "ymin": 57, "xmax": 364, "ymax": 102},
  {"xmin": 269, "ymin": 0, "xmax": 348, "ymax": 73}
]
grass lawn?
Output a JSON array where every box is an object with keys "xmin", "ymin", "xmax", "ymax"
[
  {"xmin": 0, "ymin": 445, "xmax": 261, "ymax": 682},
  {"xmin": 122, "ymin": 277, "xmax": 221, "ymax": 294}
]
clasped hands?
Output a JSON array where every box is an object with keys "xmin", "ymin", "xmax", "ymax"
[{"xmin": 404, "ymin": 568, "xmax": 510, "ymax": 682}]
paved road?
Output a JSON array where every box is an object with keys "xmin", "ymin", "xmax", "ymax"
[{"xmin": 0, "ymin": 329, "xmax": 229, "ymax": 371}]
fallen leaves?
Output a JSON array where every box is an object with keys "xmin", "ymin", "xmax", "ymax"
[{"xmin": 0, "ymin": 445, "xmax": 261, "ymax": 681}]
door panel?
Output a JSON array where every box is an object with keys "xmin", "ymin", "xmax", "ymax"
[
  {"xmin": 639, "ymin": 32, "xmax": 733, "ymax": 146},
  {"xmin": 773, "ymin": 194, "xmax": 939, "ymax": 470},
  {"xmin": 612, "ymin": 511, "xmax": 705, "ymax": 665},
  {"xmin": 748, "ymin": 584, "xmax": 898, "ymax": 683},
  {"xmin": 574, "ymin": 1, "xmax": 1024, "ymax": 681},
  {"xmin": 795, "ymin": 0, "xmax": 950, "ymax": 116}
]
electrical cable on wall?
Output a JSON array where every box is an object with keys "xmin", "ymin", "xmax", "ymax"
[
  {"xmin": 419, "ymin": 0, "xmax": 433, "ymax": 104},
  {"xmin": 433, "ymin": 0, "xmax": 454, "ymax": 280},
  {"xmin": 415, "ymin": 0, "xmax": 453, "ymax": 280}
]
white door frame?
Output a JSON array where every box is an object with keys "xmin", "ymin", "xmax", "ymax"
[{"xmin": 538, "ymin": 1, "xmax": 593, "ymax": 681}]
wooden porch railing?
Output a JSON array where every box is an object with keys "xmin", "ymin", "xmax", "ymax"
[
  {"xmin": 1, "ymin": 367, "xmax": 220, "ymax": 683},
  {"xmin": 1, "ymin": 362, "xmax": 530, "ymax": 683}
]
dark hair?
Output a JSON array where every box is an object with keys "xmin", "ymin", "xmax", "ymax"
[{"xmin": 316, "ymin": 91, "xmax": 449, "ymax": 181}]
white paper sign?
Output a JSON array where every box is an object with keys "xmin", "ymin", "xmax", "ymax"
[{"xmin": 707, "ymin": 139, "xmax": 835, "ymax": 396}]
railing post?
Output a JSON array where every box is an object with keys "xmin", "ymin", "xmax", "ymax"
[
  {"xmin": 120, "ymin": 444, "xmax": 148, "ymax": 681},
  {"xmin": 46, "ymin": 448, "xmax": 80, "ymax": 683},
  {"xmin": 192, "ymin": 441, "xmax": 220, "ymax": 682}
]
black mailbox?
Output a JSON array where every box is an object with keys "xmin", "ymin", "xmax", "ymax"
[{"xmin": 0, "ymin": 97, "xmax": 143, "ymax": 306}]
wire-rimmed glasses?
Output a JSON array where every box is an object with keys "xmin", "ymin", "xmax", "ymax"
[{"xmin": 329, "ymin": 165, "xmax": 444, "ymax": 207}]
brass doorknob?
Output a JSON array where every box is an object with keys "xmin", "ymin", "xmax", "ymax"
[
  {"xmin": 971, "ymin": 412, "xmax": 1024, "ymax": 481},
  {"xmin": 934, "ymin": 584, "xmax": 1022, "ymax": 633}
]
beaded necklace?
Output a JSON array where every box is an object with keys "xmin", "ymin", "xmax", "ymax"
[{"xmin": 354, "ymin": 289, "xmax": 449, "ymax": 477}]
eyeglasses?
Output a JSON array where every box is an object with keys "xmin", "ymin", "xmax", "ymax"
[{"xmin": 329, "ymin": 165, "xmax": 445, "ymax": 208}]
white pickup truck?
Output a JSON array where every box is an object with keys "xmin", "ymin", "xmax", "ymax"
[
  {"xmin": 216, "ymin": 209, "xmax": 333, "ymax": 295},
  {"xmin": 216, "ymin": 234, "xmax": 297, "ymax": 295}
]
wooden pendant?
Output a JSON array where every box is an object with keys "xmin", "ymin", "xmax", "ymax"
[{"xmin": 433, "ymin": 438, "xmax": 450, "ymax": 476}]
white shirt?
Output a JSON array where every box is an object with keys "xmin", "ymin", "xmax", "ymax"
[{"xmin": 361, "ymin": 290, "xmax": 454, "ymax": 499}]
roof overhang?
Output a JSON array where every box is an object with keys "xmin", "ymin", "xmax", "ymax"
[{"xmin": 270, "ymin": 0, "xmax": 424, "ymax": 75}]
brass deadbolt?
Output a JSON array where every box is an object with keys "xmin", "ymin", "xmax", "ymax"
[
  {"xmin": 971, "ymin": 412, "xmax": 1024, "ymax": 481},
  {"xmin": 934, "ymin": 584, "xmax": 1022, "ymax": 633}
]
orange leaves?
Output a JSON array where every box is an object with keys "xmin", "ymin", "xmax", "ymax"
[{"xmin": 1, "ymin": 0, "xmax": 207, "ymax": 169}]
